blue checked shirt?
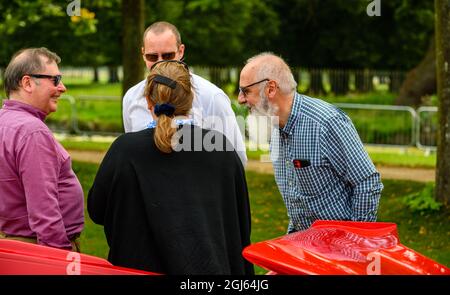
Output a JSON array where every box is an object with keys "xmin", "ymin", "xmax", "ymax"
[{"xmin": 270, "ymin": 93, "xmax": 383, "ymax": 233}]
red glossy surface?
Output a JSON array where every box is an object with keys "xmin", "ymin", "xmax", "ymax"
[
  {"xmin": 0, "ymin": 239, "xmax": 156, "ymax": 275},
  {"xmin": 243, "ymin": 221, "xmax": 450, "ymax": 275}
]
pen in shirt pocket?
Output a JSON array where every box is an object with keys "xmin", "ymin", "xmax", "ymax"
[{"xmin": 293, "ymin": 159, "xmax": 311, "ymax": 168}]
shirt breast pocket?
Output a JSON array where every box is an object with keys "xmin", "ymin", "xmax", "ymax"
[{"xmin": 294, "ymin": 164, "xmax": 335, "ymax": 196}]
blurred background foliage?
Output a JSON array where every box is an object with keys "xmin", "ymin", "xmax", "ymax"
[{"xmin": 0, "ymin": 0, "xmax": 434, "ymax": 69}]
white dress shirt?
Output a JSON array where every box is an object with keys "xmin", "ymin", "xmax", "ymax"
[{"xmin": 122, "ymin": 73, "xmax": 247, "ymax": 166}]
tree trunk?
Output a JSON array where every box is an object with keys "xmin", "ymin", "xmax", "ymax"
[
  {"xmin": 396, "ymin": 38, "xmax": 437, "ymax": 106},
  {"xmin": 121, "ymin": 0, "xmax": 145, "ymax": 96},
  {"xmin": 209, "ymin": 67, "xmax": 222, "ymax": 88},
  {"xmin": 435, "ymin": 0, "xmax": 450, "ymax": 206},
  {"xmin": 308, "ymin": 69, "xmax": 325, "ymax": 95},
  {"xmin": 108, "ymin": 66, "xmax": 119, "ymax": 83},
  {"xmin": 330, "ymin": 69, "xmax": 349, "ymax": 95},
  {"xmin": 388, "ymin": 71, "xmax": 404, "ymax": 93},
  {"xmin": 93, "ymin": 66, "xmax": 99, "ymax": 83},
  {"xmin": 355, "ymin": 69, "xmax": 373, "ymax": 92}
]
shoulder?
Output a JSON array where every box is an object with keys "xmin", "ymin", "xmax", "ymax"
[
  {"xmin": 113, "ymin": 129, "xmax": 153, "ymax": 149},
  {"xmin": 191, "ymin": 73, "xmax": 229, "ymax": 100},
  {"xmin": 123, "ymin": 79, "xmax": 147, "ymax": 103},
  {"xmin": 300, "ymin": 95, "xmax": 349, "ymax": 125},
  {"xmin": 11, "ymin": 115, "xmax": 51, "ymax": 136}
]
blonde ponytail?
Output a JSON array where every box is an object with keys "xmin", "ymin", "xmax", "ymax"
[
  {"xmin": 154, "ymin": 115, "xmax": 177, "ymax": 153},
  {"xmin": 144, "ymin": 60, "xmax": 193, "ymax": 153}
]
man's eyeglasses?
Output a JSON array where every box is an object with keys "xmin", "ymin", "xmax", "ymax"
[
  {"xmin": 150, "ymin": 59, "xmax": 189, "ymax": 72},
  {"xmin": 239, "ymin": 78, "xmax": 269, "ymax": 97},
  {"xmin": 27, "ymin": 74, "xmax": 62, "ymax": 86},
  {"xmin": 144, "ymin": 52, "xmax": 176, "ymax": 62}
]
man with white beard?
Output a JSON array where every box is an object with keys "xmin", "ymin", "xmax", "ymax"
[{"xmin": 238, "ymin": 52, "xmax": 383, "ymax": 233}]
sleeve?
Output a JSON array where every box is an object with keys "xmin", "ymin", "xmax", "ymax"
[
  {"xmin": 17, "ymin": 131, "xmax": 72, "ymax": 250},
  {"xmin": 87, "ymin": 138, "xmax": 120, "ymax": 225},
  {"xmin": 209, "ymin": 92, "xmax": 248, "ymax": 166},
  {"xmin": 122, "ymin": 89, "xmax": 132, "ymax": 133},
  {"xmin": 233, "ymin": 153, "xmax": 255, "ymax": 275},
  {"xmin": 321, "ymin": 114, "xmax": 383, "ymax": 221}
]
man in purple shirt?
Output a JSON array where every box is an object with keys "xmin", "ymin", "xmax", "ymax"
[{"xmin": 0, "ymin": 47, "xmax": 84, "ymax": 251}]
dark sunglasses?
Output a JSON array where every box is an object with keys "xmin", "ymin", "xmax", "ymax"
[
  {"xmin": 144, "ymin": 52, "xmax": 176, "ymax": 62},
  {"xmin": 27, "ymin": 74, "xmax": 62, "ymax": 86},
  {"xmin": 239, "ymin": 78, "xmax": 269, "ymax": 97},
  {"xmin": 150, "ymin": 59, "xmax": 189, "ymax": 71}
]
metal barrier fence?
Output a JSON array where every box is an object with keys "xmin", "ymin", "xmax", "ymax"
[
  {"xmin": 416, "ymin": 106, "xmax": 438, "ymax": 152},
  {"xmin": 0, "ymin": 96, "xmax": 440, "ymax": 151},
  {"xmin": 334, "ymin": 103, "xmax": 417, "ymax": 148}
]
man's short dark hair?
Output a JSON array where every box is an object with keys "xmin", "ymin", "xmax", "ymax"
[
  {"xmin": 4, "ymin": 47, "xmax": 61, "ymax": 97},
  {"xmin": 143, "ymin": 21, "xmax": 182, "ymax": 47}
]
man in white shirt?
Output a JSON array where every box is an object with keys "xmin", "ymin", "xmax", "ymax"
[{"xmin": 122, "ymin": 21, "xmax": 247, "ymax": 165}]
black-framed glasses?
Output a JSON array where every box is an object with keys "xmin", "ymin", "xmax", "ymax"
[
  {"xmin": 27, "ymin": 74, "xmax": 62, "ymax": 86},
  {"xmin": 239, "ymin": 78, "xmax": 269, "ymax": 97},
  {"xmin": 144, "ymin": 52, "xmax": 177, "ymax": 62},
  {"xmin": 150, "ymin": 59, "xmax": 189, "ymax": 72}
]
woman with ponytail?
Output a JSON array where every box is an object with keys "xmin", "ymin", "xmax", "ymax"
[{"xmin": 87, "ymin": 60, "xmax": 254, "ymax": 275}]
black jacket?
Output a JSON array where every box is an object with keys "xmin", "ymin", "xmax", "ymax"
[{"xmin": 88, "ymin": 125, "xmax": 254, "ymax": 275}]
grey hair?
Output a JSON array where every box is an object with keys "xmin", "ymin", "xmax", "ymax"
[
  {"xmin": 246, "ymin": 52, "xmax": 297, "ymax": 95},
  {"xmin": 143, "ymin": 21, "xmax": 182, "ymax": 47},
  {"xmin": 4, "ymin": 47, "xmax": 61, "ymax": 97}
]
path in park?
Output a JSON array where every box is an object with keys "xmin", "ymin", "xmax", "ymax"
[{"xmin": 68, "ymin": 149, "xmax": 436, "ymax": 183}]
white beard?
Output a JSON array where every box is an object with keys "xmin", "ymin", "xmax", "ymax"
[{"xmin": 250, "ymin": 93, "xmax": 279, "ymax": 126}]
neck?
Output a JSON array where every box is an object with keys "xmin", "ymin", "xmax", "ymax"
[
  {"xmin": 277, "ymin": 93, "xmax": 294, "ymax": 128},
  {"xmin": 9, "ymin": 92, "xmax": 30, "ymax": 105}
]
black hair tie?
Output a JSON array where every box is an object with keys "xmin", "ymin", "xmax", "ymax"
[
  {"xmin": 154, "ymin": 103, "xmax": 175, "ymax": 117},
  {"xmin": 154, "ymin": 75, "xmax": 177, "ymax": 89}
]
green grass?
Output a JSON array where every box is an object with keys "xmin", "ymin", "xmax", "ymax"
[
  {"xmin": 65, "ymin": 82, "xmax": 122, "ymax": 97},
  {"xmin": 367, "ymin": 147, "xmax": 436, "ymax": 168},
  {"xmin": 59, "ymin": 139, "xmax": 113, "ymax": 151},
  {"xmin": 72, "ymin": 161, "xmax": 109, "ymax": 258},
  {"xmin": 73, "ymin": 161, "xmax": 448, "ymax": 274}
]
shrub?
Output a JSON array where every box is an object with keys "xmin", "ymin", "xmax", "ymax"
[{"xmin": 402, "ymin": 183, "xmax": 442, "ymax": 212}]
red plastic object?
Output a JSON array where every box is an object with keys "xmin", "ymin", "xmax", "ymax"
[
  {"xmin": 0, "ymin": 239, "xmax": 157, "ymax": 275},
  {"xmin": 243, "ymin": 220, "xmax": 450, "ymax": 275}
]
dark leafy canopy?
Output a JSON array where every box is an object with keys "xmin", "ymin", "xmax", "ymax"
[
  {"xmin": 269, "ymin": 0, "xmax": 434, "ymax": 69},
  {"xmin": 0, "ymin": 0, "xmax": 435, "ymax": 69},
  {"xmin": 0, "ymin": 0, "xmax": 119, "ymax": 68},
  {"xmin": 145, "ymin": 0, "xmax": 279, "ymax": 66}
]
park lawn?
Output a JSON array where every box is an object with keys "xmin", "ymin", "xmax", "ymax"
[{"xmin": 73, "ymin": 161, "xmax": 449, "ymax": 275}]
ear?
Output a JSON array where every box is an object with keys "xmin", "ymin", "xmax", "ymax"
[
  {"xmin": 178, "ymin": 44, "xmax": 185, "ymax": 60},
  {"xmin": 266, "ymin": 80, "xmax": 278, "ymax": 99},
  {"xmin": 20, "ymin": 75, "xmax": 33, "ymax": 93},
  {"xmin": 141, "ymin": 47, "xmax": 147, "ymax": 62}
]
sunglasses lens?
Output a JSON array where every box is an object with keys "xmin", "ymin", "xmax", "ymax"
[
  {"xmin": 145, "ymin": 54, "xmax": 159, "ymax": 62},
  {"xmin": 162, "ymin": 52, "xmax": 176, "ymax": 60},
  {"xmin": 53, "ymin": 75, "xmax": 62, "ymax": 86}
]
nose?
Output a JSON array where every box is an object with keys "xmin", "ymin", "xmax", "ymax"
[
  {"xmin": 237, "ymin": 91, "xmax": 247, "ymax": 105},
  {"xmin": 58, "ymin": 82, "xmax": 67, "ymax": 93}
]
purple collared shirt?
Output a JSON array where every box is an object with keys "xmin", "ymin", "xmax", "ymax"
[{"xmin": 0, "ymin": 100, "xmax": 84, "ymax": 250}]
